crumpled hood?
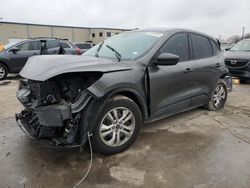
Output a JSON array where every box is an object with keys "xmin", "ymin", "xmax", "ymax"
[
  {"xmin": 20, "ymin": 55, "xmax": 133, "ymax": 81},
  {"xmin": 225, "ymin": 51, "xmax": 250, "ymax": 60}
]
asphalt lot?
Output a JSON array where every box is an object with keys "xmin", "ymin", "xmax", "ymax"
[{"xmin": 0, "ymin": 77, "xmax": 250, "ymax": 188}]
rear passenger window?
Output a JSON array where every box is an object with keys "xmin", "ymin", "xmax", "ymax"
[
  {"xmin": 191, "ymin": 35, "xmax": 212, "ymax": 59},
  {"xmin": 160, "ymin": 33, "xmax": 189, "ymax": 62},
  {"xmin": 46, "ymin": 40, "xmax": 60, "ymax": 49}
]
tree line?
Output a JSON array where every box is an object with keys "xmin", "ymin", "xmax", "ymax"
[{"xmin": 222, "ymin": 33, "xmax": 250, "ymax": 44}]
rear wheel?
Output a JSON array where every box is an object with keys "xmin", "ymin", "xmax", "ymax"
[
  {"xmin": 91, "ymin": 95, "xmax": 142, "ymax": 155},
  {"xmin": 205, "ymin": 79, "xmax": 228, "ymax": 111},
  {"xmin": 0, "ymin": 63, "xmax": 8, "ymax": 81}
]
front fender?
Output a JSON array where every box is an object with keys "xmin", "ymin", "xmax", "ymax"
[
  {"xmin": 87, "ymin": 67, "xmax": 146, "ymax": 98},
  {"xmin": 0, "ymin": 58, "xmax": 10, "ymax": 71},
  {"xmin": 87, "ymin": 68, "xmax": 148, "ymax": 116}
]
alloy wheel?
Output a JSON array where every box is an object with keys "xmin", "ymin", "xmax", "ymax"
[
  {"xmin": 99, "ymin": 107, "xmax": 136, "ymax": 147},
  {"xmin": 212, "ymin": 84, "xmax": 226, "ymax": 108},
  {"xmin": 0, "ymin": 66, "xmax": 5, "ymax": 79}
]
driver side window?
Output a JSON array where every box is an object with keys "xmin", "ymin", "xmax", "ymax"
[
  {"xmin": 16, "ymin": 41, "xmax": 40, "ymax": 51},
  {"xmin": 160, "ymin": 33, "xmax": 189, "ymax": 62}
]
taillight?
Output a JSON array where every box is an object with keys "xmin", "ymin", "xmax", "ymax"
[{"xmin": 76, "ymin": 48, "xmax": 81, "ymax": 55}]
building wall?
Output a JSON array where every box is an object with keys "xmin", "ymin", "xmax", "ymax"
[
  {"xmin": 28, "ymin": 25, "xmax": 52, "ymax": 38},
  {"xmin": 90, "ymin": 28, "xmax": 126, "ymax": 45},
  {"xmin": 51, "ymin": 26, "xmax": 73, "ymax": 41},
  {"xmin": 0, "ymin": 23, "xmax": 28, "ymax": 44},
  {"xmin": 73, "ymin": 28, "xmax": 90, "ymax": 43},
  {"xmin": 0, "ymin": 22, "xmax": 128, "ymax": 45}
]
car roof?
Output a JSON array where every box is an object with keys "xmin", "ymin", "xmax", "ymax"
[
  {"xmin": 130, "ymin": 27, "xmax": 217, "ymax": 41},
  {"xmin": 75, "ymin": 42, "xmax": 92, "ymax": 44}
]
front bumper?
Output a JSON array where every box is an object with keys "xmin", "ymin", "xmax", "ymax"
[
  {"xmin": 228, "ymin": 69, "xmax": 250, "ymax": 79},
  {"xmin": 16, "ymin": 102, "xmax": 71, "ymax": 138},
  {"xmin": 16, "ymin": 91, "xmax": 93, "ymax": 147}
]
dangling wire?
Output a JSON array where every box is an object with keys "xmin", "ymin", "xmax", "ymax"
[{"xmin": 72, "ymin": 132, "xmax": 93, "ymax": 188}]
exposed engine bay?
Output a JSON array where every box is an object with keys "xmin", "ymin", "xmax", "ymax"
[{"xmin": 16, "ymin": 72, "xmax": 102, "ymax": 147}]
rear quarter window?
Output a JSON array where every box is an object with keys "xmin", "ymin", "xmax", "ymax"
[
  {"xmin": 60, "ymin": 42, "xmax": 71, "ymax": 48},
  {"xmin": 191, "ymin": 34, "xmax": 213, "ymax": 59},
  {"xmin": 210, "ymin": 39, "xmax": 220, "ymax": 55}
]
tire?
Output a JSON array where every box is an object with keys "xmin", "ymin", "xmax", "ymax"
[
  {"xmin": 205, "ymin": 79, "xmax": 228, "ymax": 111},
  {"xmin": 91, "ymin": 95, "xmax": 142, "ymax": 155},
  {"xmin": 0, "ymin": 63, "xmax": 8, "ymax": 81}
]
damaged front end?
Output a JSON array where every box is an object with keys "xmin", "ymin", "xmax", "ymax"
[{"xmin": 16, "ymin": 72, "xmax": 102, "ymax": 147}]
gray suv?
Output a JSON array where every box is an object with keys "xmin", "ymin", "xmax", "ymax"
[
  {"xmin": 225, "ymin": 39, "xmax": 250, "ymax": 83},
  {"xmin": 0, "ymin": 38, "xmax": 81, "ymax": 80},
  {"xmin": 16, "ymin": 28, "xmax": 232, "ymax": 155}
]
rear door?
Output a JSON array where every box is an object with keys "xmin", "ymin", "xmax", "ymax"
[
  {"xmin": 8, "ymin": 41, "xmax": 41, "ymax": 72},
  {"xmin": 148, "ymin": 33, "xmax": 194, "ymax": 117},
  {"xmin": 43, "ymin": 40, "xmax": 61, "ymax": 54},
  {"xmin": 189, "ymin": 34, "xmax": 221, "ymax": 107}
]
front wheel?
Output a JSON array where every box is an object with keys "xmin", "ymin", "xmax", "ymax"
[
  {"xmin": 0, "ymin": 63, "xmax": 8, "ymax": 81},
  {"xmin": 205, "ymin": 79, "xmax": 228, "ymax": 111},
  {"xmin": 91, "ymin": 95, "xmax": 142, "ymax": 155}
]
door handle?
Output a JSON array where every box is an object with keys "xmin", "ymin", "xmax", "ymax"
[
  {"xmin": 215, "ymin": 63, "xmax": 221, "ymax": 68},
  {"xmin": 184, "ymin": 68, "xmax": 192, "ymax": 73}
]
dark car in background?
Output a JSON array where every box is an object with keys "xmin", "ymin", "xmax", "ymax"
[
  {"xmin": 225, "ymin": 39, "xmax": 250, "ymax": 83},
  {"xmin": 75, "ymin": 42, "xmax": 93, "ymax": 54},
  {"xmin": 16, "ymin": 28, "xmax": 231, "ymax": 155},
  {"xmin": 0, "ymin": 38, "xmax": 81, "ymax": 80}
]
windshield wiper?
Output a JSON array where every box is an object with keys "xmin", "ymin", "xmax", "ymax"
[
  {"xmin": 95, "ymin": 41, "xmax": 104, "ymax": 57},
  {"xmin": 106, "ymin": 44, "xmax": 121, "ymax": 62}
]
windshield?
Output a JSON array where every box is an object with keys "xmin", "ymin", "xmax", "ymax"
[
  {"xmin": 230, "ymin": 40, "xmax": 250, "ymax": 51},
  {"xmin": 83, "ymin": 31, "xmax": 163, "ymax": 61}
]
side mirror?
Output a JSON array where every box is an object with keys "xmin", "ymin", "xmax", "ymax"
[
  {"xmin": 9, "ymin": 47, "xmax": 19, "ymax": 53},
  {"xmin": 155, "ymin": 53, "xmax": 179, "ymax": 66}
]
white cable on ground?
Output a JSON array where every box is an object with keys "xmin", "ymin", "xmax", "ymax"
[{"xmin": 72, "ymin": 132, "xmax": 93, "ymax": 188}]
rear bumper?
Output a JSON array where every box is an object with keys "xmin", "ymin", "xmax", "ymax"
[{"xmin": 224, "ymin": 76, "xmax": 233, "ymax": 93}]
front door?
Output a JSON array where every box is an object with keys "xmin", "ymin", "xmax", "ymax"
[
  {"xmin": 9, "ymin": 41, "xmax": 41, "ymax": 72},
  {"xmin": 148, "ymin": 33, "xmax": 194, "ymax": 118}
]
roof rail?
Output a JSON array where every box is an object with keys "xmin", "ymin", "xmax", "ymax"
[{"xmin": 30, "ymin": 37, "xmax": 69, "ymax": 40}]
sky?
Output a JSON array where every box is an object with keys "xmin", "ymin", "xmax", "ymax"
[{"xmin": 1, "ymin": 0, "xmax": 250, "ymax": 40}]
